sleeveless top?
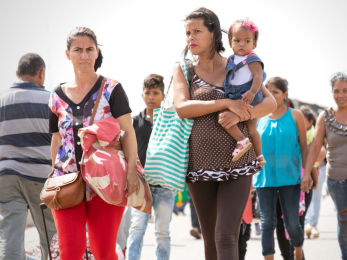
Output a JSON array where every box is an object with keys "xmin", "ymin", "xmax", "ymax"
[
  {"xmin": 186, "ymin": 73, "xmax": 261, "ymax": 183},
  {"xmin": 253, "ymin": 108, "xmax": 302, "ymax": 188},
  {"xmin": 324, "ymin": 107, "xmax": 347, "ymax": 180}
]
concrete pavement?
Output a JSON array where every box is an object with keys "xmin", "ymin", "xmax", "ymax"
[{"xmin": 25, "ymin": 195, "xmax": 340, "ymax": 259}]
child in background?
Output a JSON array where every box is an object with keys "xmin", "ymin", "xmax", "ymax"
[
  {"xmin": 301, "ymin": 108, "xmax": 319, "ymax": 188},
  {"xmin": 222, "ymin": 18, "xmax": 266, "ymax": 166},
  {"xmin": 127, "ymin": 74, "xmax": 177, "ymax": 260}
]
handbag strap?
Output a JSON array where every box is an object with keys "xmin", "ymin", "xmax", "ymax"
[
  {"xmin": 89, "ymin": 77, "xmax": 106, "ymax": 126},
  {"xmin": 162, "ymin": 61, "xmax": 193, "ymax": 108}
]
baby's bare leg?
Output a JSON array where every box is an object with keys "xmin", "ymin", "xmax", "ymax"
[
  {"xmin": 224, "ymin": 125, "xmax": 245, "ymax": 143},
  {"xmin": 246, "ymin": 118, "xmax": 262, "ymax": 156},
  {"xmin": 218, "ymin": 111, "xmax": 246, "ymax": 152},
  {"xmin": 219, "ymin": 111, "xmax": 245, "ymax": 140}
]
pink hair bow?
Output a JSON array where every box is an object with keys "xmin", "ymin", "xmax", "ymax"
[{"xmin": 243, "ymin": 17, "xmax": 257, "ymax": 34}]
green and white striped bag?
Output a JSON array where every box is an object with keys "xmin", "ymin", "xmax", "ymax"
[{"xmin": 144, "ymin": 61, "xmax": 194, "ymax": 193}]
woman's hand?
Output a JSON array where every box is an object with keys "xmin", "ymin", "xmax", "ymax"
[
  {"xmin": 218, "ymin": 110, "xmax": 241, "ymax": 129},
  {"xmin": 226, "ymin": 99, "xmax": 253, "ymax": 121},
  {"xmin": 125, "ymin": 169, "xmax": 140, "ymax": 198},
  {"xmin": 301, "ymin": 172, "xmax": 313, "ymax": 193},
  {"xmin": 116, "ymin": 113, "xmax": 139, "ymax": 198}
]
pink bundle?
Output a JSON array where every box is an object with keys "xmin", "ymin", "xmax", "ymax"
[{"xmin": 78, "ymin": 117, "xmax": 152, "ymax": 214}]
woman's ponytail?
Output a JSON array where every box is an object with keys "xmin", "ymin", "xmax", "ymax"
[{"xmin": 95, "ymin": 48, "xmax": 103, "ymax": 72}]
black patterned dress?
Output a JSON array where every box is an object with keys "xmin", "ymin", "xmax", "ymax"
[{"xmin": 186, "ymin": 73, "xmax": 261, "ymax": 183}]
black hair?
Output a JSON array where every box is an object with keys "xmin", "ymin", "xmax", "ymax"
[
  {"xmin": 265, "ymin": 77, "xmax": 288, "ymax": 93},
  {"xmin": 228, "ymin": 18, "xmax": 259, "ymax": 48},
  {"xmin": 287, "ymin": 98, "xmax": 294, "ymax": 108},
  {"xmin": 301, "ymin": 108, "xmax": 316, "ymax": 125},
  {"xmin": 183, "ymin": 7, "xmax": 225, "ymax": 60},
  {"xmin": 143, "ymin": 74, "xmax": 164, "ymax": 93},
  {"xmin": 17, "ymin": 53, "xmax": 45, "ymax": 77},
  {"xmin": 66, "ymin": 27, "xmax": 103, "ymax": 72}
]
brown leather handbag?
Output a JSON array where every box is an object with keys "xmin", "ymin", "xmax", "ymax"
[{"xmin": 40, "ymin": 78, "xmax": 106, "ymax": 210}]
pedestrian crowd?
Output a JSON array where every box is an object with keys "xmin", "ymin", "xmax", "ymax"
[{"xmin": 0, "ymin": 7, "xmax": 346, "ymax": 260}]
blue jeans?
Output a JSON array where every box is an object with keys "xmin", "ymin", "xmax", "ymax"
[
  {"xmin": 256, "ymin": 184, "xmax": 304, "ymax": 256},
  {"xmin": 126, "ymin": 187, "xmax": 175, "ymax": 260},
  {"xmin": 117, "ymin": 207, "xmax": 133, "ymax": 250},
  {"xmin": 305, "ymin": 165, "xmax": 327, "ymax": 227},
  {"xmin": 327, "ymin": 178, "xmax": 347, "ymax": 260}
]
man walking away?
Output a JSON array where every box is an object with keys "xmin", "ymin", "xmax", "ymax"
[{"xmin": 0, "ymin": 53, "xmax": 56, "ymax": 260}]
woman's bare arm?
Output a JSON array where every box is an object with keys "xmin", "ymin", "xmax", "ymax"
[
  {"xmin": 117, "ymin": 113, "xmax": 140, "ymax": 197},
  {"xmin": 173, "ymin": 63, "xmax": 252, "ymax": 120},
  {"xmin": 51, "ymin": 132, "xmax": 61, "ymax": 171},
  {"xmin": 218, "ymin": 85, "xmax": 276, "ymax": 128},
  {"xmin": 251, "ymin": 86, "xmax": 277, "ymax": 119},
  {"xmin": 302, "ymin": 112, "xmax": 326, "ymax": 192},
  {"xmin": 292, "ymin": 109, "xmax": 309, "ymax": 168}
]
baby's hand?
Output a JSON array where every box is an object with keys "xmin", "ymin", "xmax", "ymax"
[{"xmin": 242, "ymin": 90, "xmax": 256, "ymax": 105}]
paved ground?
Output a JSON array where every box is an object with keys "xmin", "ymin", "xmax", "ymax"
[{"xmin": 25, "ymin": 195, "xmax": 340, "ymax": 259}]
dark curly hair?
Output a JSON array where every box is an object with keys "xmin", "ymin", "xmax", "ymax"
[
  {"xmin": 228, "ymin": 18, "xmax": 259, "ymax": 48},
  {"xmin": 66, "ymin": 27, "xmax": 103, "ymax": 72},
  {"xmin": 183, "ymin": 7, "xmax": 225, "ymax": 60}
]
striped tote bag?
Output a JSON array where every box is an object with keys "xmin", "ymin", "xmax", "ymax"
[{"xmin": 144, "ymin": 61, "xmax": 194, "ymax": 193}]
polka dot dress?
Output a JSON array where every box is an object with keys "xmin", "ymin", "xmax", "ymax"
[{"xmin": 186, "ymin": 73, "xmax": 261, "ymax": 183}]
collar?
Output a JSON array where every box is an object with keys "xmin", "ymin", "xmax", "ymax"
[
  {"xmin": 140, "ymin": 108, "xmax": 153, "ymax": 124},
  {"xmin": 11, "ymin": 82, "xmax": 45, "ymax": 90},
  {"xmin": 139, "ymin": 109, "xmax": 147, "ymax": 119}
]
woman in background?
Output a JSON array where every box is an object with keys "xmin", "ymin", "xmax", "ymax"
[
  {"xmin": 254, "ymin": 77, "xmax": 308, "ymax": 260},
  {"xmin": 302, "ymin": 72, "xmax": 347, "ymax": 260}
]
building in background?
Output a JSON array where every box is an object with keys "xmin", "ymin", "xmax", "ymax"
[{"xmin": 292, "ymin": 99, "xmax": 325, "ymax": 117}]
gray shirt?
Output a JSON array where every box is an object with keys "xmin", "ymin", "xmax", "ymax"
[{"xmin": 325, "ymin": 107, "xmax": 347, "ymax": 180}]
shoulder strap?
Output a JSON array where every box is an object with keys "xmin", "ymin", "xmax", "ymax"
[
  {"xmin": 225, "ymin": 55, "xmax": 236, "ymax": 73},
  {"xmin": 161, "ymin": 61, "xmax": 192, "ymax": 109},
  {"xmin": 89, "ymin": 77, "xmax": 106, "ymax": 126},
  {"xmin": 233, "ymin": 55, "xmax": 264, "ymax": 73},
  {"xmin": 246, "ymin": 55, "xmax": 264, "ymax": 70}
]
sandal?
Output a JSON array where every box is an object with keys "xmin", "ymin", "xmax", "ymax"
[
  {"xmin": 232, "ymin": 138, "xmax": 252, "ymax": 162},
  {"xmin": 256, "ymin": 155, "xmax": 267, "ymax": 167}
]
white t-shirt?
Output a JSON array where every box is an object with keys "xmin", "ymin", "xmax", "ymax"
[{"xmin": 228, "ymin": 54, "xmax": 253, "ymax": 86}]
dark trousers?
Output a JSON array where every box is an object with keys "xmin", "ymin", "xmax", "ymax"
[
  {"xmin": 238, "ymin": 223, "xmax": 251, "ymax": 260},
  {"xmin": 189, "ymin": 196, "xmax": 201, "ymax": 232},
  {"xmin": 277, "ymin": 189, "xmax": 313, "ymax": 260},
  {"xmin": 188, "ymin": 176, "xmax": 252, "ymax": 260}
]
